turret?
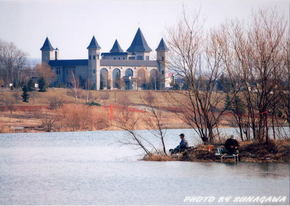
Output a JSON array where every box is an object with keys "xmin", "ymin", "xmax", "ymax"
[
  {"xmin": 156, "ymin": 38, "xmax": 169, "ymax": 89},
  {"xmin": 127, "ymin": 28, "xmax": 152, "ymax": 60},
  {"xmin": 156, "ymin": 38, "xmax": 169, "ymax": 62},
  {"xmin": 87, "ymin": 36, "xmax": 101, "ymax": 60},
  {"xmin": 40, "ymin": 37, "xmax": 54, "ymax": 64},
  {"xmin": 87, "ymin": 36, "xmax": 101, "ymax": 89},
  {"xmin": 110, "ymin": 39, "xmax": 124, "ymax": 53}
]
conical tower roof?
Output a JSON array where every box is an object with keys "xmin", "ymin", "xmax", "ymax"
[
  {"xmin": 87, "ymin": 36, "xmax": 101, "ymax": 49},
  {"xmin": 156, "ymin": 38, "xmax": 169, "ymax": 51},
  {"xmin": 110, "ymin": 40, "xmax": 124, "ymax": 53},
  {"xmin": 127, "ymin": 28, "xmax": 152, "ymax": 53},
  {"xmin": 40, "ymin": 37, "xmax": 54, "ymax": 51}
]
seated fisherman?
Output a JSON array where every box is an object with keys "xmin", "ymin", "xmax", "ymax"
[
  {"xmin": 169, "ymin": 133, "xmax": 189, "ymax": 154},
  {"xmin": 224, "ymin": 135, "xmax": 239, "ymax": 155}
]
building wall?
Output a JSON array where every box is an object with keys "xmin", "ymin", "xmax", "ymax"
[
  {"xmin": 42, "ymin": 50, "xmax": 55, "ymax": 64},
  {"xmin": 96, "ymin": 65, "xmax": 161, "ymax": 90},
  {"xmin": 46, "ymin": 47, "xmax": 166, "ymax": 90},
  {"xmin": 52, "ymin": 65, "xmax": 89, "ymax": 88}
]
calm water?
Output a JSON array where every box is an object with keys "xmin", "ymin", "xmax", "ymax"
[{"xmin": 0, "ymin": 129, "xmax": 289, "ymax": 205}]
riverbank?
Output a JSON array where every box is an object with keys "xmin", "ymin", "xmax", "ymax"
[{"xmin": 143, "ymin": 140, "xmax": 290, "ymax": 163}]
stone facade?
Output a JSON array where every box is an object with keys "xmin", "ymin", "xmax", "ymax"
[{"xmin": 40, "ymin": 28, "xmax": 169, "ymax": 90}]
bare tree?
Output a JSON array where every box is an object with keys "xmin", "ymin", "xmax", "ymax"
[
  {"xmin": 167, "ymin": 12, "xmax": 228, "ymax": 144},
  {"xmin": 35, "ymin": 64, "xmax": 56, "ymax": 85},
  {"xmin": 224, "ymin": 94, "xmax": 248, "ymax": 141},
  {"xmin": 142, "ymin": 91, "xmax": 168, "ymax": 155},
  {"xmin": 48, "ymin": 96, "xmax": 64, "ymax": 110},
  {"xmin": 0, "ymin": 39, "xmax": 27, "ymax": 87},
  {"xmin": 115, "ymin": 104, "xmax": 156, "ymax": 156},
  {"xmin": 223, "ymin": 10, "xmax": 288, "ymax": 143},
  {"xmin": 2, "ymin": 95, "xmax": 17, "ymax": 115},
  {"xmin": 113, "ymin": 91, "xmax": 165, "ymax": 156},
  {"xmin": 70, "ymin": 71, "xmax": 80, "ymax": 102},
  {"xmin": 41, "ymin": 112, "xmax": 57, "ymax": 132}
]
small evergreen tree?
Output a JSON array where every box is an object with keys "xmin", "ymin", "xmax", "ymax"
[
  {"xmin": 224, "ymin": 94, "xmax": 245, "ymax": 115},
  {"xmin": 232, "ymin": 95, "xmax": 245, "ymax": 116},
  {"xmin": 21, "ymin": 85, "xmax": 29, "ymax": 102},
  {"xmin": 224, "ymin": 94, "xmax": 232, "ymax": 110},
  {"xmin": 38, "ymin": 77, "xmax": 47, "ymax": 92},
  {"xmin": 224, "ymin": 94, "xmax": 246, "ymax": 141},
  {"xmin": 27, "ymin": 79, "xmax": 35, "ymax": 91}
]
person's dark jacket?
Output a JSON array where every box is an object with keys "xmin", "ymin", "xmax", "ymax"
[
  {"xmin": 175, "ymin": 139, "xmax": 188, "ymax": 152},
  {"xmin": 224, "ymin": 138, "xmax": 239, "ymax": 154}
]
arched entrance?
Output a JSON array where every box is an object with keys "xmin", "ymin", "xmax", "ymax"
[
  {"xmin": 112, "ymin": 68, "xmax": 121, "ymax": 89},
  {"xmin": 124, "ymin": 68, "xmax": 133, "ymax": 90},
  {"xmin": 100, "ymin": 68, "xmax": 108, "ymax": 89},
  {"xmin": 149, "ymin": 69, "xmax": 159, "ymax": 90},
  {"xmin": 137, "ymin": 69, "xmax": 146, "ymax": 89}
]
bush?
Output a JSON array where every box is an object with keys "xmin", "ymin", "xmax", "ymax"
[
  {"xmin": 27, "ymin": 79, "xmax": 35, "ymax": 91},
  {"xmin": 21, "ymin": 85, "xmax": 29, "ymax": 102},
  {"xmin": 38, "ymin": 77, "xmax": 47, "ymax": 92},
  {"xmin": 86, "ymin": 101, "xmax": 101, "ymax": 106},
  {"xmin": 57, "ymin": 104, "xmax": 108, "ymax": 131},
  {"xmin": 48, "ymin": 96, "xmax": 64, "ymax": 110}
]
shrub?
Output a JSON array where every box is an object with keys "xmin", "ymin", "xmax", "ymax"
[
  {"xmin": 48, "ymin": 96, "xmax": 64, "ymax": 110},
  {"xmin": 38, "ymin": 77, "xmax": 47, "ymax": 92},
  {"xmin": 21, "ymin": 85, "xmax": 29, "ymax": 102},
  {"xmin": 143, "ymin": 154, "xmax": 175, "ymax": 161},
  {"xmin": 86, "ymin": 101, "xmax": 101, "ymax": 106},
  {"xmin": 57, "ymin": 104, "xmax": 108, "ymax": 131}
]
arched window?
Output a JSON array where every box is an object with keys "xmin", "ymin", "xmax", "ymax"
[
  {"xmin": 112, "ymin": 68, "xmax": 121, "ymax": 89},
  {"xmin": 137, "ymin": 69, "xmax": 146, "ymax": 89},
  {"xmin": 124, "ymin": 68, "xmax": 133, "ymax": 90},
  {"xmin": 150, "ymin": 69, "xmax": 159, "ymax": 90},
  {"xmin": 100, "ymin": 68, "xmax": 108, "ymax": 89}
]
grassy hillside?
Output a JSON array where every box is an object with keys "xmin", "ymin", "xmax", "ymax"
[{"xmin": 0, "ymin": 88, "xmax": 191, "ymax": 133}]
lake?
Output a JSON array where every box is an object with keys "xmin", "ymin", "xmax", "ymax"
[{"xmin": 0, "ymin": 129, "xmax": 289, "ymax": 205}]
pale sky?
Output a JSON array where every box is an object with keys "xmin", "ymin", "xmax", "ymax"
[{"xmin": 0, "ymin": 0, "xmax": 288, "ymax": 59}]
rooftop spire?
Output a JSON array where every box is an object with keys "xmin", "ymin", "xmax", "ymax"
[
  {"xmin": 156, "ymin": 38, "xmax": 169, "ymax": 51},
  {"xmin": 87, "ymin": 36, "xmax": 101, "ymax": 49},
  {"xmin": 40, "ymin": 37, "xmax": 54, "ymax": 51},
  {"xmin": 110, "ymin": 39, "xmax": 124, "ymax": 53},
  {"xmin": 127, "ymin": 28, "xmax": 152, "ymax": 53}
]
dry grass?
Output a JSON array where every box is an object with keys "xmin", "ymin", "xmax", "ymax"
[
  {"xmin": 0, "ymin": 123, "xmax": 11, "ymax": 133},
  {"xmin": 57, "ymin": 104, "xmax": 109, "ymax": 131},
  {"xmin": 143, "ymin": 154, "xmax": 176, "ymax": 161},
  {"xmin": 0, "ymin": 87, "xmax": 268, "ymax": 133}
]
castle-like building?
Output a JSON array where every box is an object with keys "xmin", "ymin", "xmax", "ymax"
[{"xmin": 40, "ymin": 28, "xmax": 169, "ymax": 90}]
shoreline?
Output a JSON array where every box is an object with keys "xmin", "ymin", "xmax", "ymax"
[{"xmin": 143, "ymin": 140, "xmax": 290, "ymax": 164}]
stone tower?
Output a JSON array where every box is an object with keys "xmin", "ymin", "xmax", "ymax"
[
  {"xmin": 40, "ymin": 37, "xmax": 55, "ymax": 64},
  {"xmin": 156, "ymin": 38, "xmax": 169, "ymax": 89},
  {"xmin": 87, "ymin": 36, "xmax": 101, "ymax": 90}
]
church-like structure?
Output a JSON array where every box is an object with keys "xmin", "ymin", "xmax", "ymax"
[{"xmin": 40, "ymin": 28, "xmax": 169, "ymax": 90}]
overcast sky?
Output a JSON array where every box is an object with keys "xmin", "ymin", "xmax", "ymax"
[{"xmin": 0, "ymin": 0, "xmax": 288, "ymax": 59}]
